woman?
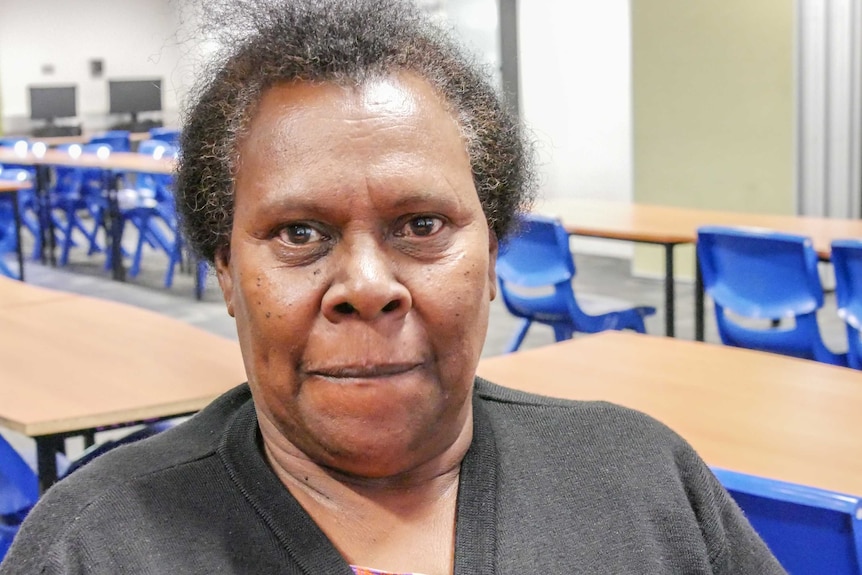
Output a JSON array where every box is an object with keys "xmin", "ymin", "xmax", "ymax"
[{"xmin": 1, "ymin": 1, "xmax": 785, "ymax": 573}]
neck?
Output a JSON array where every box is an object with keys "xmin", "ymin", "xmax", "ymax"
[
  {"xmin": 258, "ymin": 408, "xmax": 472, "ymax": 508},
  {"xmin": 258, "ymin": 411, "xmax": 471, "ymax": 575}
]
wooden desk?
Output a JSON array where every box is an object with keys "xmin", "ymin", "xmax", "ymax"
[
  {"xmin": 477, "ymin": 331, "xmax": 862, "ymax": 496},
  {"xmin": 0, "ymin": 180, "xmax": 31, "ymax": 281},
  {"xmin": 0, "ymin": 147, "xmax": 175, "ymax": 174},
  {"xmin": 0, "ymin": 278, "xmax": 245, "ymax": 492},
  {"xmin": 536, "ymin": 198, "xmax": 862, "ymax": 339},
  {"xmin": 10, "ymin": 132, "xmax": 154, "ymax": 147}
]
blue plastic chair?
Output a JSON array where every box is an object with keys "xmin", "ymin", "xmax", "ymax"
[
  {"xmin": 496, "ymin": 215, "xmax": 656, "ymax": 352},
  {"xmin": 49, "ymin": 143, "xmax": 113, "ymax": 265},
  {"xmin": 105, "ymin": 140, "xmax": 180, "ymax": 286},
  {"xmin": 832, "ymin": 239, "xmax": 862, "ymax": 370},
  {"xmin": 697, "ymin": 226, "xmax": 846, "ymax": 365},
  {"xmin": 713, "ymin": 468, "xmax": 862, "ymax": 574}
]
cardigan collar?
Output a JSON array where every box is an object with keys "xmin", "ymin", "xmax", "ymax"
[{"xmin": 220, "ymin": 383, "xmax": 499, "ymax": 575}]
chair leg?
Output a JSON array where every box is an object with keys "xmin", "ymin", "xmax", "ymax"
[
  {"xmin": 630, "ymin": 315, "xmax": 647, "ymax": 334},
  {"xmin": 86, "ymin": 209, "xmax": 105, "ymax": 255},
  {"xmin": 552, "ymin": 324, "xmax": 574, "ymax": 342},
  {"xmin": 505, "ymin": 319, "xmax": 532, "ymax": 353},
  {"xmin": 195, "ymin": 259, "xmax": 208, "ymax": 299},
  {"xmin": 129, "ymin": 220, "xmax": 149, "ymax": 278},
  {"xmin": 58, "ymin": 214, "xmax": 75, "ymax": 267}
]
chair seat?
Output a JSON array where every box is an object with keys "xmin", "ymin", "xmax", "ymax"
[{"xmin": 578, "ymin": 294, "xmax": 656, "ymax": 317}]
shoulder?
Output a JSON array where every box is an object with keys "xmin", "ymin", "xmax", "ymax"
[
  {"xmin": 474, "ymin": 376, "xmax": 685, "ymax": 450},
  {"xmin": 473, "ymin": 376, "xmax": 710, "ymax": 507},
  {"xmin": 1, "ymin": 385, "xmax": 252, "ymax": 573}
]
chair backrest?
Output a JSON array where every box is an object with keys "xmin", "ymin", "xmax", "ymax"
[
  {"xmin": 50, "ymin": 144, "xmax": 85, "ymax": 196},
  {"xmin": 0, "ymin": 139, "xmax": 35, "ymax": 176},
  {"xmin": 137, "ymin": 139, "xmax": 177, "ymax": 160},
  {"xmin": 148, "ymin": 127, "xmax": 180, "ymax": 146},
  {"xmin": 0, "ymin": 167, "xmax": 32, "ymax": 184},
  {"xmin": 0, "ymin": 435, "xmax": 38, "ymax": 518},
  {"xmin": 697, "ymin": 226, "xmax": 824, "ymax": 319},
  {"xmin": 832, "ymin": 239, "xmax": 862, "ymax": 369},
  {"xmin": 0, "ymin": 138, "xmax": 28, "ymax": 151},
  {"xmin": 497, "ymin": 215, "xmax": 575, "ymax": 288},
  {"xmin": 135, "ymin": 140, "xmax": 177, "ymax": 203},
  {"xmin": 713, "ymin": 468, "xmax": 862, "ymax": 575},
  {"xmin": 79, "ymin": 143, "xmax": 113, "ymax": 197},
  {"xmin": 89, "ymin": 130, "xmax": 130, "ymax": 153}
]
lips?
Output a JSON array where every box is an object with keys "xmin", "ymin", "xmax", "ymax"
[{"xmin": 307, "ymin": 362, "xmax": 422, "ymax": 379}]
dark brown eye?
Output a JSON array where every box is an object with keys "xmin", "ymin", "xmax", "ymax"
[
  {"xmin": 279, "ymin": 224, "xmax": 325, "ymax": 245},
  {"xmin": 403, "ymin": 216, "xmax": 443, "ymax": 237}
]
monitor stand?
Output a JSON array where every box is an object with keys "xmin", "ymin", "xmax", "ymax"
[
  {"xmin": 109, "ymin": 113, "xmax": 163, "ymax": 133},
  {"xmin": 32, "ymin": 120, "xmax": 82, "ymax": 138}
]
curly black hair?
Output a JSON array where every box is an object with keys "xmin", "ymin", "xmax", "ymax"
[{"xmin": 177, "ymin": 0, "xmax": 535, "ymax": 263}]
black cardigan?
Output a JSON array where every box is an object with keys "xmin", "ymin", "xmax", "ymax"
[{"xmin": 2, "ymin": 380, "xmax": 785, "ymax": 574}]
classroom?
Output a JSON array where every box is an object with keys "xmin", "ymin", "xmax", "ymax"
[{"xmin": 1, "ymin": 1, "xmax": 861, "ymax": 573}]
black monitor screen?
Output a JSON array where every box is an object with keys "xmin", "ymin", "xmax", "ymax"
[
  {"xmin": 108, "ymin": 79, "xmax": 162, "ymax": 115},
  {"xmin": 29, "ymin": 86, "xmax": 77, "ymax": 120}
]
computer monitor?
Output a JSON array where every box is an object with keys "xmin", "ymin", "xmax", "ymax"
[
  {"xmin": 108, "ymin": 79, "xmax": 162, "ymax": 127},
  {"xmin": 29, "ymin": 85, "xmax": 77, "ymax": 122}
]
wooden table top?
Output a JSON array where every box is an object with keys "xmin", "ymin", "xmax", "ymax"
[
  {"xmin": 477, "ymin": 331, "xmax": 862, "ymax": 495},
  {"xmin": 0, "ymin": 181, "xmax": 30, "ymax": 193},
  {"xmin": 0, "ymin": 278, "xmax": 245, "ymax": 437},
  {"xmin": 536, "ymin": 198, "xmax": 862, "ymax": 258},
  {"xmin": 0, "ymin": 147, "xmax": 175, "ymax": 175},
  {"xmin": 5, "ymin": 132, "xmax": 155, "ymax": 147}
]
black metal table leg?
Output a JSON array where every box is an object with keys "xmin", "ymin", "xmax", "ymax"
[
  {"xmin": 695, "ymin": 251, "xmax": 705, "ymax": 342},
  {"xmin": 35, "ymin": 165, "xmax": 56, "ymax": 266},
  {"xmin": 107, "ymin": 172, "xmax": 126, "ymax": 282},
  {"xmin": 11, "ymin": 189, "xmax": 24, "ymax": 281},
  {"xmin": 664, "ymin": 244, "xmax": 675, "ymax": 337},
  {"xmin": 35, "ymin": 435, "xmax": 64, "ymax": 494}
]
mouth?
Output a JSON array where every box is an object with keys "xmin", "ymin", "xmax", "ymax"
[{"xmin": 307, "ymin": 362, "xmax": 422, "ymax": 380}]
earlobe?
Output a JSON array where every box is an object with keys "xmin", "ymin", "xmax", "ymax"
[{"xmin": 214, "ymin": 246, "xmax": 236, "ymax": 317}]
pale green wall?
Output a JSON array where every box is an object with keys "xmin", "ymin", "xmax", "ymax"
[{"xmin": 631, "ymin": 0, "xmax": 795, "ymax": 278}]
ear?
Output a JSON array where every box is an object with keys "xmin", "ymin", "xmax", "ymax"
[
  {"xmin": 487, "ymin": 229, "xmax": 498, "ymax": 301},
  {"xmin": 214, "ymin": 245, "xmax": 236, "ymax": 317}
]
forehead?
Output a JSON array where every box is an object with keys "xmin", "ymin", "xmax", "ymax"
[{"xmin": 238, "ymin": 73, "xmax": 470, "ymax": 171}]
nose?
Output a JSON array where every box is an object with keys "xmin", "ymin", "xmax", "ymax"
[{"xmin": 321, "ymin": 239, "xmax": 412, "ymax": 322}]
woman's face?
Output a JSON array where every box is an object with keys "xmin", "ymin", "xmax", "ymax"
[{"xmin": 217, "ymin": 74, "xmax": 497, "ymax": 478}]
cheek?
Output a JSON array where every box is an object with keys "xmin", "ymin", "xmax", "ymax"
[
  {"xmin": 419, "ymin": 251, "xmax": 491, "ymax": 363},
  {"xmin": 232, "ymin": 266, "xmax": 324, "ymax": 371}
]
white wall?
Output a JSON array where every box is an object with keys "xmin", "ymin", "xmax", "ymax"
[
  {"xmin": 0, "ymin": 0, "xmax": 193, "ymax": 133},
  {"xmin": 519, "ymin": 0, "xmax": 633, "ymax": 257},
  {"xmin": 442, "ymin": 0, "xmax": 501, "ymax": 87}
]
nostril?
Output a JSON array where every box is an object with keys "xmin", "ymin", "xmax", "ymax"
[
  {"xmin": 334, "ymin": 302, "xmax": 356, "ymax": 315},
  {"xmin": 381, "ymin": 300, "xmax": 400, "ymax": 313}
]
